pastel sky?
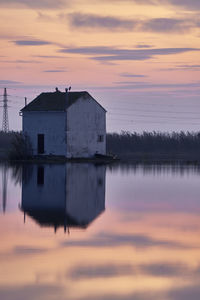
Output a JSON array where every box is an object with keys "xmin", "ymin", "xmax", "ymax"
[{"xmin": 0, "ymin": 0, "xmax": 200, "ymax": 132}]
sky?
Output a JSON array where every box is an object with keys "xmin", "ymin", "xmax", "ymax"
[{"xmin": 0, "ymin": 0, "xmax": 200, "ymax": 132}]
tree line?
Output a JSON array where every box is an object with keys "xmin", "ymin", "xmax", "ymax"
[
  {"xmin": 106, "ymin": 131, "xmax": 200, "ymax": 156},
  {"xmin": 1, "ymin": 131, "xmax": 200, "ymax": 160}
]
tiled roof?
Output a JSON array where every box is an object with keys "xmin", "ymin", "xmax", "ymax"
[{"xmin": 21, "ymin": 91, "xmax": 106, "ymax": 112}]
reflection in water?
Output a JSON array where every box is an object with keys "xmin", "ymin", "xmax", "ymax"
[
  {"xmin": 108, "ymin": 163, "xmax": 200, "ymax": 176},
  {"xmin": 1, "ymin": 163, "xmax": 200, "ymax": 300},
  {"xmin": 21, "ymin": 164, "xmax": 106, "ymax": 232},
  {"xmin": 1, "ymin": 164, "xmax": 8, "ymax": 213}
]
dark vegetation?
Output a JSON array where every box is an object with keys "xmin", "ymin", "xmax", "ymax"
[
  {"xmin": 1, "ymin": 131, "xmax": 200, "ymax": 162},
  {"xmin": 0, "ymin": 131, "xmax": 31, "ymax": 160},
  {"xmin": 106, "ymin": 131, "xmax": 200, "ymax": 162}
]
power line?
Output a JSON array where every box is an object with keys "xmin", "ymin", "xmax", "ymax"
[
  {"xmin": 108, "ymin": 118, "xmax": 200, "ymax": 126},
  {"xmin": 107, "ymin": 107, "xmax": 200, "ymax": 116},
  {"xmin": 108, "ymin": 112, "xmax": 200, "ymax": 121}
]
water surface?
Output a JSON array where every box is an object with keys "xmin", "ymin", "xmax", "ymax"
[{"xmin": 1, "ymin": 163, "xmax": 200, "ymax": 300}]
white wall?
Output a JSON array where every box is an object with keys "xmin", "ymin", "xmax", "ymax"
[
  {"xmin": 23, "ymin": 111, "xmax": 67, "ymax": 156},
  {"xmin": 21, "ymin": 163, "xmax": 106, "ymax": 228},
  {"xmin": 66, "ymin": 163, "xmax": 106, "ymax": 225},
  {"xmin": 22, "ymin": 94, "xmax": 106, "ymax": 158},
  {"xmin": 66, "ymin": 95, "xmax": 106, "ymax": 158},
  {"xmin": 22, "ymin": 164, "xmax": 66, "ymax": 211}
]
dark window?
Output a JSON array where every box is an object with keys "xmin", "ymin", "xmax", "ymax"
[
  {"xmin": 98, "ymin": 135, "xmax": 104, "ymax": 142},
  {"xmin": 38, "ymin": 134, "xmax": 44, "ymax": 154},
  {"xmin": 37, "ymin": 166, "xmax": 44, "ymax": 185}
]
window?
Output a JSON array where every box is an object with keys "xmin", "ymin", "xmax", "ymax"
[{"xmin": 97, "ymin": 135, "xmax": 104, "ymax": 142}]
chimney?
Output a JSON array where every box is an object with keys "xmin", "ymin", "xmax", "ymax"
[{"xmin": 25, "ymin": 97, "xmax": 27, "ymax": 106}]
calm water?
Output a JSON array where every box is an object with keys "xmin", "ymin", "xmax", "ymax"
[{"xmin": 1, "ymin": 163, "xmax": 200, "ymax": 300}]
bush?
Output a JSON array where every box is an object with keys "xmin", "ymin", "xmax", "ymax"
[{"xmin": 9, "ymin": 132, "xmax": 32, "ymax": 160}]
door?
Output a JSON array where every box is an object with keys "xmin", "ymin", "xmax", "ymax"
[{"xmin": 38, "ymin": 134, "xmax": 44, "ymax": 154}]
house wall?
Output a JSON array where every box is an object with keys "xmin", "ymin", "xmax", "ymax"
[
  {"xmin": 22, "ymin": 164, "xmax": 66, "ymax": 211},
  {"xmin": 66, "ymin": 95, "xmax": 106, "ymax": 158},
  {"xmin": 66, "ymin": 163, "xmax": 106, "ymax": 225},
  {"xmin": 23, "ymin": 111, "xmax": 66, "ymax": 156},
  {"xmin": 21, "ymin": 163, "xmax": 105, "ymax": 228}
]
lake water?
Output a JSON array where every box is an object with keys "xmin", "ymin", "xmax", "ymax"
[{"xmin": 1, "ymin": 163, "xmax": 200, "ymax": 300}]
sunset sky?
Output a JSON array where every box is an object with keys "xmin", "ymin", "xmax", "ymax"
[{"xmin": 0, "ymin": 0, "xmax": 200, "ymax": 132}]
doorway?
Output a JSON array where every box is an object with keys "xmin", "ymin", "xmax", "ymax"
[{"xmin": 38, "ymin": 134, "xmax": 44, "ymax": 154}]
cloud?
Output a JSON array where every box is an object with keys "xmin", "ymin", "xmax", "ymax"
[
  {"xmin": 141, "ymin": 262, "xmax": 188, "ymax": 277},
  {"xmin": 13, "ymin": 246, "xmax": 47, "ymax": 255},
  {"xmin": 0, "ymin": 0, "xmax": 66, "ymax": 9},
  {"xmin": 77, "ymin": 293, "xmax": 157, "ymax": 300},
  {"xmin": 0, "ymin": 80, "xmax": 21, "ymax": 84},
  {"xmin": 66, "ymin": 13, "xmax": 137, "ymax": 31},
  {"xmin": 136, "ymin": 44, "xmax": 153, "ymax": 48},
  {"xmin": 69, "ymin": 261, "xmax": 198, "ymax": 280},
  {"xmin": 61, "ymin": 13, "xmax": 197, "ymax": 33},
  {"xmin": 95, "ymin": 82, "xmax": 200, "ymax": 90},
  {"xmin": 61, "ymin": 232, "xmax": 188, "ymax": 249},
  {"xmin": 169, "ymin": 284, "xmax": 200, "ymax": 300},
  {"xmin": 176, "ymin": 64, "xmax": 200, "ymax": 70},
  {"xmin": 141, "ymin": 18, "xmax": 192, "ymax": 33},
  {"xmin": 0, "ymin": 245, "xmax": 48, "ymax": 259},
  {"xmin": 0, "ymin": 283, "xmax": 64, "ymax": 300},
  {"xmin": 102, "ymin": 0, "xmax": 200, "ymax": 11},
  {"xmin": 59, "ymin": 46, "xmax": 200, "ymax": 62},
  {"xmin": 1, "ymin": 60, "xmax": 41, "ymax": 64},
  {"xmin": 13, "ymin": 39, "xmax": 51, "ymax": 46},
  {"xmin": 120, "ymin": 73, "xmax": 147, "ymax": 78},
  {"xmin": 43, "ymin": 69, "xmax": 67, "ymax": 72},
  {"xmin": 167, "ymin": 0, "xmax": 200, "ymax": 10},
  {"xmin": 32, "ymin": 55, "xmax": 67, "ymax": 59},
  {"xmin": 69, "ymin": 264, "xmax": 133, "ymax": 279},
  {"xmin": 93, "ymin": 48, "xmax": 200, "ymax": 62}
]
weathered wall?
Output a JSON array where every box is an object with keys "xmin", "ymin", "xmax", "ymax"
[
  {"xmin": 21, "ymin": 163, "xmax": 105, "ymax": 228},
  {"xmin": 66, "ymin": 163, "xmax": 106, "ymax": 225},
  {"xmin": 22, "ymin": 164, "xmax": 66, "ymax": 211},
  {"xmin": 23, "ymin": 111, "xmax": 66, "ymax": 156},
  {"xmin": 66, "ymin": 95, "xmax": 106, "ymax": 158}
]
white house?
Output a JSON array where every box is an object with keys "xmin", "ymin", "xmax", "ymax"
[
  {"xmin": 21, "ymin": 163, "xmax": 106, "ymax": 231},
  {"xmin": 20, "ymin": 89, "xmax": 106, "ymax": 158}
]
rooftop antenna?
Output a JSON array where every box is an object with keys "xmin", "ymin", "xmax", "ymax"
[{"xmin": 2, "ymin": 88, "xmax": 9, "ymax": 132}]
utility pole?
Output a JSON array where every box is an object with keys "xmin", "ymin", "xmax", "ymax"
[{"xmin": 2, "ymin": 88, "xmax": 9, "ymax": 132}]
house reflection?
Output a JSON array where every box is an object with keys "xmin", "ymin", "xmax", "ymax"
[{"xmin": 21, "ymin": 163, "xmax": 106, "ymax": 232}]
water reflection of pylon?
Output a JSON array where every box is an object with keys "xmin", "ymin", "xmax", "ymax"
[{"xmin": 2, "ymin": 165, "xmax": 8, "ymax": 213}]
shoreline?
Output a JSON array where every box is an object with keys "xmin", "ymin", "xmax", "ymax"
[{"xmin": 1, "ymin": 153, "xmax": 200, "ymax": 165}]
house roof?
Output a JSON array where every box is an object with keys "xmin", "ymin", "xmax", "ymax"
[
  {"xmin": 22, "ymin": 208, "xmax": 89, "ymax": 229},
  {"xmin": 21, "ymin": 90, "xmax": 106, "ymax": 112}
]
